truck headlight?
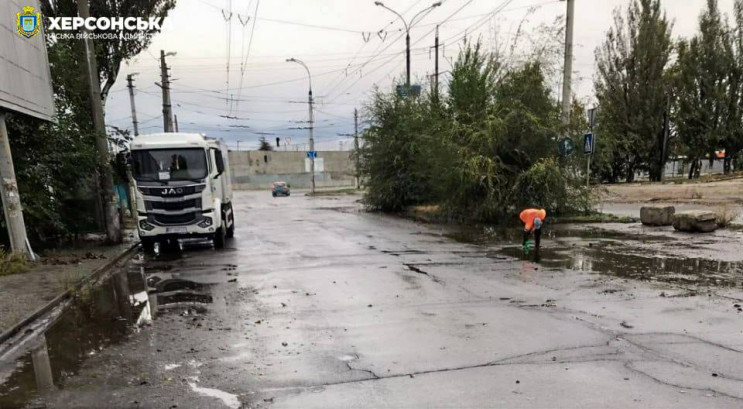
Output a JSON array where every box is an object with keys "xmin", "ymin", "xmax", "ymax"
[
  {"xmin": 139, "ymin": 220, "xmax": 155, "ymax": 231},
  {"xmin": 198, "ymin": 217, "xmax": 212, "ymax": 228}
]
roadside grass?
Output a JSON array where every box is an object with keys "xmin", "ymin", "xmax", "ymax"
[
  {"xmin": 0, "ymin": 251, "xmax": 31, "ymax": 276},
  {"xmin": 307, "ymin": 188, "xmax": 361, "ymax": 197},
  {"xmin": 406, "ymin": 204, "xmax": 636, "ymax": 225},
  {"xmin": 407, "ymin": 204, "xmax": 445, "ymax": 223},
  {"xmin": 665, "ymin": 171, "xmax": 743, "ymax": 185},
  {"xmin": 549, "ymin": 213, "xmax": 637, "ymax": 224},
  {"xmin": 715, "ymin": 205, "xmax": 740, "ymax": 228}
]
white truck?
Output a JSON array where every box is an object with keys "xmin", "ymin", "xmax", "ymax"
[{"xmin": 129, "ymin": 133, "xmax": 235, "ymax": 252}]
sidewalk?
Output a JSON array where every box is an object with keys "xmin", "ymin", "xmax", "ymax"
[{"xmin": 0, "ymin": 231, "xmax": 138, "ymax": 333}]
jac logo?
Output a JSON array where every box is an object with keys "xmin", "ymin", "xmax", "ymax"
[{"xmin": 161, "ymin": 188, "xmax": 184, "ymax": 195}]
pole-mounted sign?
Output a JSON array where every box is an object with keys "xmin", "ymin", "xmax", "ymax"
[
  {"xmin": 558, "ymin": 137, "xmax": 575, "ymax": 157},
  {"xmin": 587, "ymin": 107, "xmax": 597, "ymax": 131},
  {"xmin": 583, "ymin": 133, "xmax": 595, "ymax": 155}
]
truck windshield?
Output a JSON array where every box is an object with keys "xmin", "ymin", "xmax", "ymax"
[{"xmin": 131, "ymin": 148, "xmax": 208, "ymax": 181}]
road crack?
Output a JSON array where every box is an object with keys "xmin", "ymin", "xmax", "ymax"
[{"xmin": 404, "ymin": 264, "xmax": 444, "ymax": 285}]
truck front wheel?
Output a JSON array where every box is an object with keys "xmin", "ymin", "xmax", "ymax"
[{"xmin": 213, "ymin": 222, "xmax": 226, "ymax": 249}]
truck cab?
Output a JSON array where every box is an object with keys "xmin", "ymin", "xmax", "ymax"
[{"xmin": 130, "ymin": 133, "xmax": 235, "ymax": 252}]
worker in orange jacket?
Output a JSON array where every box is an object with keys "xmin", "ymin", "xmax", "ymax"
[{"xmin": 520, "ymin": 208, "xmax": 546, "ymax": 250}]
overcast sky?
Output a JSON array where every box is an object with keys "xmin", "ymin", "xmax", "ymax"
[{"xmin": 104, "ymin": 0, "xmax": 738, "ymax": 150}]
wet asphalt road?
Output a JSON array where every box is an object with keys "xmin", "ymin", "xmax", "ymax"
[{"xmin": 11, "ymin": 190, "xmax": 743, "ymax": 408}]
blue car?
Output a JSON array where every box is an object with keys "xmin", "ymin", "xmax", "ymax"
[{"xmin": 271, "ymin": 181, "xmax": 290, "ymax": 197}]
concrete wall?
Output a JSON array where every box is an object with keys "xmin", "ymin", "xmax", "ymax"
[{"xmin": 229, "ymin": 150, "xmax": 356, "ymax": 190}]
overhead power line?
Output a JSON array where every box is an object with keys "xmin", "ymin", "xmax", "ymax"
[
  {"xmin": 236, "ymin": 0, "xmax": 261, "ymax": 111},
  {"xmin": 256, "ymin": 16, "xmax": 366, "ymax": 34}
]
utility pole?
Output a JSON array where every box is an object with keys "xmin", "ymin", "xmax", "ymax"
[
  {"xmin": 0, "ymin": 113, "xmax": 33, "ymax": 257},
  {"xmin": 174, "ymin": 114, "xmax": 179, "ymax": 132},
  {"xmin": 434, "ymin": 25, "xmax": 440, "ymax": 97},
  {"xmin": 405, "ymin": 31, "xmax": 411, "ymax": 87},
  {"xmin": 126, "ymin": 74, "xmax": 139, "ymax": 136},
  {"xmin": 354, "ymin": 108, "xmax": 360, "ymax": 189},
  {"xmin": 78, "ymin": 0, "xmax": 122, "ymax": 244},
  {"xmin": 286, "ymin": 58, "xmax": 315, "ymax": 194},
  {"xmin": 561, "ymin": 0, "xmax": 575, "ymax": 127},
  {"xmin": 308, "ymin": 86, "xmax": 316, "ymax": 194},
  {"xmin": 160, "ymin": 50, "xmax": 176, "ymax": 133},
  {"xmin": 375, "ymin": 1, "xmax": 442, "ymax": 88}
]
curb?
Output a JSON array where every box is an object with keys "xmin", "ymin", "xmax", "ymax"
[{"xmin": 0, "ymin": 242, "xmax": 140, "ymax": 345}]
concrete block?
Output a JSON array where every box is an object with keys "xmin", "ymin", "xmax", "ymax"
[
  {"xmin": 672, "ymin": 210, "xmax": 718, "ymax": 233},
  {"xmin": 640, "ymin": 205, "xmax": 675, "ymax": 226}
]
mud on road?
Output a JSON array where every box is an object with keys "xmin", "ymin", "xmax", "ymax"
[{"xmin": 1, "ymin": 190, "xmax": 742, "ymax": 408}]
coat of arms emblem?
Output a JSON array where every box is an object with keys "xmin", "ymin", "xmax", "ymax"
[{"xmin": 16, "ymin": 6, "xmax": 42, "ymax": 38}]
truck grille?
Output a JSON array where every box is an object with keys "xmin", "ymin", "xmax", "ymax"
[
  {"xmin": 147, "ymin": 199, "xmax": 201, "ymax": 212},
  {"xmin": 139, "ymin": 184, "xmax": 206, "ymax": 197},
  {"xmin": 149, "ymin": 212, "xmax": 200, "ymax": 226}
]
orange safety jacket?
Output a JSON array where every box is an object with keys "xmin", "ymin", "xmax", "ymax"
[{"xmin": 520, "ymin": 208, "xmax": 547, "ymax": 232}]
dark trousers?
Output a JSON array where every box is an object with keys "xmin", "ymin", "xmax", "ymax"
[{"xmin": 523, "ymin": 229, "xmax": 541, "ymax": 249}]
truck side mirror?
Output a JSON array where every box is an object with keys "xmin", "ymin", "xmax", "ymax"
[{"xmin": 214, "ymin": 149, "xmax": 225, "ymax": 178}]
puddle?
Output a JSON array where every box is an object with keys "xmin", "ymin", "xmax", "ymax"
[
  {"xmin": 0, "ymin": 253, "xmax": 214, "ymax": 408},
  {"xmin": 188, "ymin": 382, "xmax": 241, "ymax": 409},
  {"xmin": 449, "ymin": 225, "xmax": 743, "ymax": 288},
  {"xmin": 446, "ymin": 224, "xmax": 674, "ymax": 245},
  {"xmin": 500, "ymin": 246, "xmax": 743, "ymax": 287}
]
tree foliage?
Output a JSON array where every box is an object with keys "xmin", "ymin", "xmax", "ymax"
[
  {"xmin": 595, "ymin": 0, "xmax": 743, "ymax": 181},
  {"xmin": 675, "ymin": 0, "xmax": 743, "ymax": 176},
  {"xmin": 594, "ymin": 0, "xmax": 673, "ymax": 182},
  {"xmin": 361, "ymin": 40, "xmax": 593, "ymax": 221}
]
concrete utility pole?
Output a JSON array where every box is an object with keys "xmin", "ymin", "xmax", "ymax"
[
  {"xmin": 308, "ymin": 87, "xmax": 315, "ymax": 194},
  {"xmin": 434, "ymin": 25, "xmax": 440, "ymax": 96},
  {"xmin": 78, "ymin": 0, "xmax": 122, "ymax": 244},
  {"xmin": 375, "ymin": 1, "xmax": 442, "ymax": 87},
  {"xmin": 0, "ymin": 113, "xmax": 33, "ymax": 257},
  {"xmin": 286, "ymin": 58, "xmax": 315, "ymax": 194},
  {"xmin": 160, "ymin": 50, "xmax": 176, "ymax": 133},
  {"xmin": 126, "ymin": 74, "xmax": 139, "ymax": 136},
  {"xmin": 354, "ymin": 108, "xmax": 360, "ymax": 189},
  {"xmin": 561, "ymin": 0, "xmax": 575, "ymax": 126}
]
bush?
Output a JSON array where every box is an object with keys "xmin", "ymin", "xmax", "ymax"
[
  {"xmin": 513, "ymin": 158, "xmax": 594, "ymax": 216},
  {"xmin": 0, "ymin": 251, "xmax": 30, "ymax": 276},
  {"xmin": 714, "ymin": 205, "xmax": 739, "ymax": 227},
  {"xmin": 360, "ymin": 86, "xmax": 443, "ymax": 212},
  {"xmin": 360, "ymin": 40, "xmax": 596, "ymax": 222}
]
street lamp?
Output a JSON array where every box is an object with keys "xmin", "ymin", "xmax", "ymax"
[
  {"xmin": 286, "ymin": 58, "xmax": 316, "ymax": 195},
  {"xmin": 374, "ymin": 1, "xmax": 441, "ymax": 87}
]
